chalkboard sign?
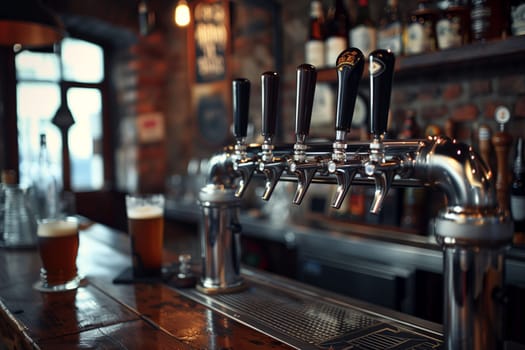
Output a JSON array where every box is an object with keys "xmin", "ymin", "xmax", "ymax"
[
  {"xmin": 193, "ymin": 1, "xmax": 228, "ymax": 83},
  {"xmin": 197, "ymin": 92, "xmax": 229, "ymax": 145}
]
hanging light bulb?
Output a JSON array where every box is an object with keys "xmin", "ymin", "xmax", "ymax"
[{"xmin": 174, "ymin": 0, "xmax": 190, "ymax": 27}]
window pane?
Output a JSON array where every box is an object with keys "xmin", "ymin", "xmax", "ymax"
[
  {"xmin": 15, "ymin": 51, "xmax": 60, "ymax": 82},
  {"xmin": 17, "ymin": 82, "xmax": 62, "ymax": 188},
  {"xmin": 62, "ymin": 38, "xmax": 104, "ymax": 83},
  {"xmin": 67, "ymin": 88, "xmax": 104, "ymax": 190},
  {"xmin": 16, "ymin": 37, "xmax": 106, "ymax": 193}
]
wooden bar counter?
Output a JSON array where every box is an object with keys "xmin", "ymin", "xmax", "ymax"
[{"xmin": 0, "ymin": 222, "xmax": 293, "ymax": 349}]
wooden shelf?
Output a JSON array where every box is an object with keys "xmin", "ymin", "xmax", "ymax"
[{"xmin": 317, "ymin": 35, "xmax": 525, "ymax": 83}]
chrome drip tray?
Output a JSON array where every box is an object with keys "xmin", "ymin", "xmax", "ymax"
[{"xmin": 170, "ymin": 269, "xmax": 443, "ymax": 350}]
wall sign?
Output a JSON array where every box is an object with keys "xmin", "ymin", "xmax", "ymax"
[
  {"xmin": 194, "ymin": 1, "xmax": 228, "ymax": 83},
  {"xmin": 136, "ymin": 112, "xmax": 165, "ymax": 143}
]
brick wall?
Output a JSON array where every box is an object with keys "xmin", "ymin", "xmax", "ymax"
[
  {"xmin": 114, "ymin": 32, "xmax": 169, "ymax": 193},
  {"xmin": 390, "ymin": 67, "xmax": 525, "ymax": 168}
]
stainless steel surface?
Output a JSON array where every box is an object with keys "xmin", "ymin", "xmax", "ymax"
[
  {"xmin": 198, "ymin": 135, "xmax": 514, "ymax": 349},
  {"xmin": 173, "ymin": 268, "xmax": 443, "ymax": 350},
  {"xmin": 198, "ymin": 184, "xmax": 244, "ymax": 292},
  {"xmin": 443, "ymin": 246, "xmax": 506, "ymax": 350}
]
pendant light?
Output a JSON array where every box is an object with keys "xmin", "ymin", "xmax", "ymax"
[
  {"xmin": 0, "ymin": 0, "xmax": 65, "ymax": 47},
  {"xmin": 174, "ymin": 0, "xmax": 190, "ymax": 27}
]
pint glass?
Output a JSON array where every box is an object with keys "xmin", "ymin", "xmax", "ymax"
[
  {"xmin": 125, "ymin": 194, "xmax": 165, "ymax": 277},
  {"xmin": 34, "ymin": 216, "xmax": 82, "ymax": 292}
]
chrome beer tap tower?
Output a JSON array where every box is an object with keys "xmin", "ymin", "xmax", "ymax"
[{"xmin": 197, "ymin": 48, "xmax": 513, "ymax": 350}]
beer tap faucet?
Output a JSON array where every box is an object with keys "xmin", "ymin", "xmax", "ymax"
[
  {"xmin": 365, "ymin": 49, "xmax": 397, "ymax": 214},
  {"xmin": 327, "ymin": 48, "xmax": 365, "ymax": 209},
  {"xmin": 231, "ymin": 78, "xmax": 256, "ymax": 198},
  {"xmin": 288, "ymin": 64, "xmax": 318, "ymax": 205},
  {"xmin": 198, "ymin": 62, "xmax": 514, "ymax": 348},
  {"xmin": 258, "ymin": 71, "xmax": 285, "ymax": 201}
]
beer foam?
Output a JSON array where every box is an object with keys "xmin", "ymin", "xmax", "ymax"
[
  {"xmin": 37, "ymin": 220, "xmax": 78, "ymax": 238},
  {"xmin": 127, "ymin": 205, "xmax": 163, "ymax": 219}
]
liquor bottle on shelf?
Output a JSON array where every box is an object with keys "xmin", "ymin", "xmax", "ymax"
[
  {"xmin": 398, "ymin": 109, "xmax": 421, "ymax": 139},
  {"xmin": 349, "ymin": 0, "xmax": 376, "ymax": 57},
  {"xmin": 436, "ymin": 0, "xmax": 471, "ymax": 50},
  {"xmin": 32, "ymin": 134, "xmax": 60, "ymax": 220},
  {"xmin": 470, "ymin": 0, "xmax": 508, "ymax": 42},
  {"xmin": 377, "ymin": 0, "xmax": 403, "ymax": 56},
  {"xmin": 404, "ymin": 0, "xmax": 438, "ymax": 55},
  {"xmin": 511, "ymin": 0, "xmax": 525, "ymax": 36},
  {"xmin": 511, "ymin": 137, "xmax": 525, "ymax": 245},
  {"xmin": 324, "ymin": 0, "xmax": 350, "ymax": 67},
  {"xmin": 305, "ymin": 0, "xmax": 326, "ymax": 68}
]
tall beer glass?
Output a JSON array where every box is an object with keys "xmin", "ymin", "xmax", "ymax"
[
  {"xmin": 34, "ymin": 216, "xmax": 82, "ymax": 292},
  {"xmin": 125, "ymin": 194, "xmax": 165, "ymax": 277}
]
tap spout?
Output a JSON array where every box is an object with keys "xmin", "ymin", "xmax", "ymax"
[
  {"xmin": 288, "ymin": 161, "xmax": 318, "ymax": 205},
  {"xmin": 259, "ymin": 159, "xmax": 286, "ymax": 201},
  {"xmin": 368, "ymin": 164, "xmax": 397, "ymax": 214},
  {"xmin": 234, "ymin": 159, "xmax": 257, "ymax": 197}
]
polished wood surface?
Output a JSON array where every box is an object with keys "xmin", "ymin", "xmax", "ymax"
[{"xmin": 0, "ymin": 223, "xmax": 292, "ymax": 349}]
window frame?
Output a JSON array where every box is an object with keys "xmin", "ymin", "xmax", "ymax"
[{"xmin": 9, "ymin": 37, "xmax": 115, "ymax": 192}]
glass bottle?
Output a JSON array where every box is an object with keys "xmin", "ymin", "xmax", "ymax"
[
  {"xmin": 1, "ymin": 170, "xmax": 37, "ymax": 248},
  {"xmin": 324, "ymin": 0, "xmax": 350, "ymax": 67},
  {"xmin": 377, "ymin": 0, "xmax": 403, "ymax": 56},
  {"xmin": 436, "ymin": 0, "xmax": 471, "ymax": 50},
  {"xmin": 404, "ymin": 0, "xmax": 438, "ymax": 55},
  {"xmin": 32, "ymin": 134, "xmax": 60, "ymax": 220},
  {"xmin": 305, "ymin": 0, "xmax": 326, "ymax": 68},
  {"xmin": 511, "ymin": 0, "xmax": 525, "ymax": 36},
  {"xmin": 349, "ymin": 0, "xmax": 377, "ymax": 57},
  {"xmin": 470, "ymin": 0, "xmax": 508, "ymax": 41},
  {"xmin": 511, "ymin": 137, "xmax": 525, "ymax": 243}
]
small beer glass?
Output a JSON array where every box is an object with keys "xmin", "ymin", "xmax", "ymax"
[
  {"xmin": 125, "ymin": 194, "xmax": 165, "ymax": 277},
  {"xmin": 33, "ymin": 216, "xmax": 82, "ymax": 292}
]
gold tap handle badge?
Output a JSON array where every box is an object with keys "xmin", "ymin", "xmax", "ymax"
[{"xmin": 492, "ymin": 105, "xmax": 513, "ymax": 212}]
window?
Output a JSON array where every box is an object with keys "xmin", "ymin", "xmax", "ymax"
[{"xmin": 16, "ymin": 37, "xmax": 105, "ymax": 191}]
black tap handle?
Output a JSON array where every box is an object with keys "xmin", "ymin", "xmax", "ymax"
[
  {"xmin": 261, "ymin": 71, "xmax": 280, "ymax": 139},
  {"xmin": 335, "ymin": 48, "xmax": 365, "ymax": 132},
  {"xmin": 232, "ymin": 78, "xmax": 250, "ymax": 139},
  {"xmin": 369, "ymin": 49, "xmax": 395, "ymax": 137},
  {"xmin": 295, "ymin": 64, "xmax": 317, "ymax": 138}
]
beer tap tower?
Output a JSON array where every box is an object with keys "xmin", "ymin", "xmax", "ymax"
[{"xmin": 197, "ymin": 48, "xmax": 513, "ymax": 350}]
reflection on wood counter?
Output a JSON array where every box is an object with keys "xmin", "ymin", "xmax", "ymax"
[
  {"xmin": 0, "ymin": 223, "xmax": 292, "ymax": 349},
  {"xmin": 0, "ymin": 221, "xmax": 448, "ymax": 349},
  {"xmin": 0, "ymin": 221, "xmax": 447, "ymax": 349}
]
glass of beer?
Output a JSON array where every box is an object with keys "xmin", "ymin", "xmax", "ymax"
[
  {"xmin": 125, "ymin": 194, "xmax": 165, "ymax": 277},
  {"xmin": 34, "ymin": 216, "xmax": 82, "ymax": 292}
]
